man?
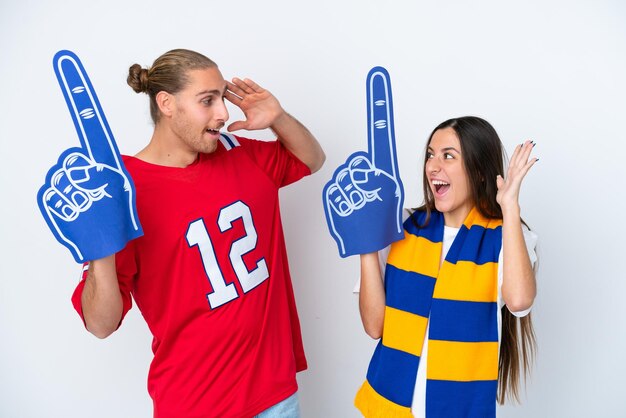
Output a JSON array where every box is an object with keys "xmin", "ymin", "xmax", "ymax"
[{"xmin": 72, "ymin": 49, "xmax": 325, "ymax": 418}]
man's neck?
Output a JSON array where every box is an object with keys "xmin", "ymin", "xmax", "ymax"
[{"xmin": 135, "ymin": 124, "xmax": 199, "ymax": 168}]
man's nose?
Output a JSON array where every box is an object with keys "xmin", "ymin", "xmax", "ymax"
[{"xmin": 216, "ymin": 100, "xmax": 229, "ymax": 122}]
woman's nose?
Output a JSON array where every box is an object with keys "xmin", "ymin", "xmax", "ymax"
[{"xmin": 426, "ymin": 158, "xmax": 440, "ymax": 174}]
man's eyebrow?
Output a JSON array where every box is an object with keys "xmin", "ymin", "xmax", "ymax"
[{"xmin": 196, "ymin": 87, "xmax": 227, "ymax": 97}]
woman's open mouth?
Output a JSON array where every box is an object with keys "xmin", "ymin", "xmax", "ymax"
[{"xmin": 432, "ymin": 179, "xmax": 450, "ymax": 195}]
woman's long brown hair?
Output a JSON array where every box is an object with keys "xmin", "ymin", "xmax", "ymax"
[{"xmin": 415, "ymin": 116, "xmax": 536, "ymax": 404}]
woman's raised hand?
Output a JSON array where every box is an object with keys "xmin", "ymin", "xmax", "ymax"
[{"xmin": 496, "ymin": 140, "xmax": 538, "ymax": 212}]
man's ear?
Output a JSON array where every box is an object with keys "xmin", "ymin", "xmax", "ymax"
[{"xmin": 156, "ymin": 91, "xmax": 174, "ymax": 118}]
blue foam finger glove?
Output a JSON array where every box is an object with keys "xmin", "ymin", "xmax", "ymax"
[
  {"xmin": 37, "ymin": 50, "xmax": 143, "ymax": 263},
  {"xmin": 323, "ymin": 67, "xmax": 404, "ymax": 257}
]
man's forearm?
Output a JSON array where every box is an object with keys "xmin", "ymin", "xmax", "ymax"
[
  {"xmin": 271, "ymin": 112, "xmax": 325, "ymax": 173},
  {"xmin": 81, "ymin": 254, "xmax": 123, "ymax": 339}
]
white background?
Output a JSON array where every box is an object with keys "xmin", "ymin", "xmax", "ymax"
[{"xmin": 1, "ymin": 1, "xmax": 625, "ymax": 417}]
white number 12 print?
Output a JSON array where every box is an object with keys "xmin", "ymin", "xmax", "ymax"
[{"xmin": 186, "ymin": 201, "xmax": 269, "ymax": 309}]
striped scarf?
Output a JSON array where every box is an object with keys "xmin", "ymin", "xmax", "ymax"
[{"xmin": 355, "ymin": 207, "xmax": 502, "ymax": 417}]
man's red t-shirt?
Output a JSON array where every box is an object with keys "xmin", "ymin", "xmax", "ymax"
[{"xmin": 72, "ymin": 134, "xmax": 309, "ymax": 418}]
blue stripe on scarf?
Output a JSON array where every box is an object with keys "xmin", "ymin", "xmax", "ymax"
[
  {"xmin": 404, "ymin": 211, "xmax": 444, "ymax": 243},
  {"xmin": 426, "ymin": 380, "xmax": 497, "ymax": 417},
  {"xmin": 385, "ymin": 265, "xmax": 436, "ymax": 317},
  {"xmin": 429, "ymin": 300, "xmax": 499, "ymax": 342},
  {"xmin": 367, "ymin": 343, "xmax": 420, "ymax": 407},
  {"xmin": 446, "ymin": 225, "xmax": 502, "ymax": 265}
]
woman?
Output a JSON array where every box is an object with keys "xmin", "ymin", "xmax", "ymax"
[{"xmin": 355, "ymin": 116, "xmax": 538, "ymax": 417}]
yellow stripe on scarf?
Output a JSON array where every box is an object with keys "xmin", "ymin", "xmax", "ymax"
[
  {"xmin": 462, "ymin": 210, "xmax": 501, "ymax": 229},
  {"xmin": 427, "ymin": 340, "xmax": 499, "ymax": 381},
  {"xmin": 387, "ymin": 232, "xmax": 441, "ymax": 278},
  {"xmin": 355, "ymin": 380, "xmax": 414, "ymax": 418},
  {"xmin": 382, "ymin": 306, "xmax": 428, "ymax": 356},
  {"xmin": 433, "ymin": 260, "xmax": 499, "ymax": 302}
]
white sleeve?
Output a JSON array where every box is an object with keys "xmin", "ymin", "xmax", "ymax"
[
  {"xmin": 497, "ymin": 226, "xmax": 539, "ymax": 317},
  {"xmin": 353, "ymin": 209, "xmax": 412, "ymax": 293}
]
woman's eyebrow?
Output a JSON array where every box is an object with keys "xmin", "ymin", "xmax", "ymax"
[{"xmin": 428, "ymin": 146, "xmax": 460, "ymax": 153}]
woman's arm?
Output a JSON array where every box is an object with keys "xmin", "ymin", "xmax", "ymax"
[
  {"xmin": 359, "ymin": 252, "xmax": 386, "ymax": 339},
  {"xmin": 497, "ymin": 140, "xmax": 538, "ymax": 312},
  {"xmin": 501, "ymin": 210, "xmax": 536, "ymax": 312}
]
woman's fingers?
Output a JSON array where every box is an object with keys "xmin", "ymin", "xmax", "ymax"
[
  {"xmin": 507, "ymin": 142, "xmax": 538, "ymax": 188},
  {"xmin": 508, "ymin": 141, "xmax": 536, "ymax": 176}
]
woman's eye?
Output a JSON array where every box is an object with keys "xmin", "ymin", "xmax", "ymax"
[
  {"xmin": 444, "ymin": 153, "xmax": 454, "ymax": 159},
  {"xmin": 202, "ymin": 98, "xmax": 212, "ymax": 105},
  {"xmin": 426, "ymin": 152, "xmax": 434, "ymax": 159}
]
